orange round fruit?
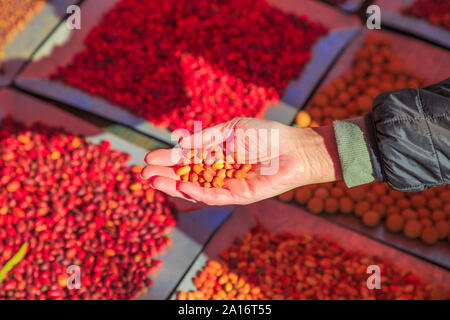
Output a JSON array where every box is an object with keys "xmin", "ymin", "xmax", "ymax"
[
  {"xmin": 428, "ymin": 198, "xmax": 443, "ymax": 210},
  {"xmin": 386, "ymin": 206, "xmax": 400, "ymax": 216},
  {"xmin": 403, "ymin": 220, "xmax": 423, "ymax": 239},
  {"xmin": 295, "ymin": 111, "xmax": 311, "ymax": 128},
  {"xmin": 443, "ymin": 204, "xmax": 450, "ymax": 216},
  {"xmin": 386, "ymin": 214, "xmax": 405, "ymax": 233},
  {"xmin": 421, "ymin": 188, "xmax": 436, "ymax": 198},
  {"xmin": 380, "ymin": 195, "xmax": 394, "ymax": 206},
  {"xmin": 431, "ymin": 210, "xmax": 446, "ymax": 222},
  {"xmin": 347, "ymin": 187, "xmax": 366, "ymax": 202},
  {"xmin": 421, "ymin": 226, "xmax": 439, "ymax": 245},
  {"xmin": 339, "ymin": 197, "xmax": 354, "ymax": 214},
  {"xmin": 354, "ymin": 201, "xmax": 370, "ymax": 217},
  {"xmin": 435, "ymin": 221, "xmax": 449, "ymax": 240},
  {"xmin": 417, "ymin": 208, "xmax": 431, "ymax": 218},
  {"xmin": 419, "ymin": 218, "xmax": 433, "ymax": 227},
  {"xmin": 322, "ymin": 85, "xmax": 337, "ymax": 98},
  {"xmin": 438, "ymin": 190, "xmax": 449, "ymax": 202},
  {"xmin": 397, "ymin": 198, "xmax": 411, "ymax": 209},
  {"xmin": 313, "ymin": 94, "xmax": 329, "ymax": 108},
  {"xmin": 278, "ymin": 190, "xmax": 294, "ymax": 202},
  {"xmin": 314, "ymin": 187, "xmax": 330, "ymax": 200},
  {"xmin": 330, "ymin": 187, "xmax": 345, "ymax": 198},
  {"xmin": 389, "ymin": 189, "xmax": 404, "ymax": 199},
  {"xmin": 308, "ymin": 108, "xmax": 322, "ymax": 121},
  {"xmin": 307, "ymin": 197, "xmax": 324, "ymax": 214},
  {"xmin": 365, "ymin": 192, "xmax": 378, "ymax": 203},
  {"xmin": 373, "ymin": 203, "xmax": 386, "ymax": 218},
  {"xmin": 356, "ymin": 95, "xmax": 372, "ymax": 112},
  {"xmin": 324, "ymin": 198, "xmax": 339, "ymax": 214},
  {"xmin": 295, "ymin": 187, "xmax": 312, "ymax": 205},
  {"xmin": 401, "ymin": 209, "xmax": 418, "ymax": 221},
  {"xmin": 372, "ymin": 183, "xmax": 387, "ymax": 196},
  {"xmin": 363, "ymin": 211, "xmax": 381, "ymax": 228},
  {"xmin": 410, "ymin": 194, "xmax": 426, "ymax": 208},
  {"xmin": 332, "ymin": 78, "xmax": 346, "ymax": 91}
]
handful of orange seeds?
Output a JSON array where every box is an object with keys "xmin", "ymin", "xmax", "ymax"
[{"xmin": 175, "ymin": 148, "xmax": 252, "ymax": 188}]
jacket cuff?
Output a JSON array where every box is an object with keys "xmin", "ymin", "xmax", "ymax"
[{"xmin": 332, "ymin": 118, "xmax": 377, "ymax": 188}]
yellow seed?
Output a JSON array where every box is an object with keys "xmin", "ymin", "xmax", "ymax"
[
  {"xmin": 225, "ymin": 283, "xmax": 233, "ymax": 292},
  {"xmin": 193, "ymin": 164, "xmax": 204, "ymax": 174},
  {"xmin": 189, "ymin": 172, "xmax": 199, "ymax": 183},
  {"xmin": 212, "ymin": 177, "xmax": 223, "ymax": 188},
  {"xmin": 17, "ymin": 135, "xmax": 30, "ymax": 144},
  {"xmin": 203, "ymin": 171, "xmax": 214, "ymax": 183},
  {"xmin": 50, "ymin": 151, "xmax": 61, "ymax": 160},
  {"xmin": 203, "ymin": 182, "xmax": 211, "ymax": 188},
  {"xmin": 216, "ymin": 169, "xmax": 226, "ymax": 179},
  {"xmin": 218, "ymin": 275, "xmax": 228, "ymax": 285},
  {"xmin": 177, "ymin": 291, "xmax": 187, "ymax": 300},
  {"xmin": 58, "ymin": 275, "xmax": 67, "ymax": 287},
  {"xmin": 108, "ymin": 200, "xmax": 118, "ymax": 209},
  {"xmin": 226, "ymin": 169, "xmax": 235, "ymax": 178},
  {"xmin": 250, "ymin": 287, "xmax": 260, "ymax": 295},
  {"xmin": 241, "ymin": 284, "xmax": 250, "ymax": 294},
  {"xmin": 129, "ymin": 183, "xmax": 142, "ymax": 191},
  {"xmin": 224, "ymin": 163, "xmax": 233, "ymax": 170},
  {"xmin": 71, "ymin": 137, "xmax": 82, "ymax": 148},
  {"xmin": 181, "ymin": 174, "xmax": 189, "ymax": 182},
  {"xmin": 176, "ymin": 166, "xmax": 191, "ymax": 176},
  {"xmin": 212, "ymin": 163, "xmax": 224, "ymax": 170},
  {"xmin": 234, "ymin": 170, "xmax": 247, "ymax": 179}
]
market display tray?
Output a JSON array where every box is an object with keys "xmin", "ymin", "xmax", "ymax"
[
  {"xmin": 16, "ymin": 0, "xmax": 361, "ymax": 145},
  {"xmin": 298, "ymin": 28, "xmax": 450, "ymax": 269},
  {"xmin": 0, "ymin": 88, "xmax": 234, "ymax": 300},
  {"xmin": 319, "ymin": 0, "xmax": 366, "ymax": 13},
  {"xmin": 173, "ymin": 199, "xmax": 450, "ymax": 297},
  {"xmin": 375, "ymin": 0, "xmax": 450, "ymax": 49},
  {"xmin": 0, "ymin": 0, "xmax": 77, "ymax": 87}
]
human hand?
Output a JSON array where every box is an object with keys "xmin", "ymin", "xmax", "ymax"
[{"xmin": 141, "ymin": 117, "xmax": 342, "ymax": 205}]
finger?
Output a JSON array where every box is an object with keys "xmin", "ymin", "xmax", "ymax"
[
  {"xmin": 141, "ymin": 165, "xmax": 180, "ymax": 181},
  {"xmin": 151, "ymin": 176, "xmax": 190, "ymax": 200},
  {"xmin": 144, "ymin": 148, "xmax": 183, "ymax": 166},
  {"xmin": 177, "ymin": 181, "xmax": 236, "ymax": 205},
  {"xmin": 179, "ymin": 119, "xmax": 239, "ymax": 150}
]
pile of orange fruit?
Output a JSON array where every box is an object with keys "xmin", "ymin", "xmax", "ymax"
[
  {"xmin": 282, "ymin": 34, "xmax": 449, "ymax": 245},
  {"xmin": 0, "ymin": 0, "xmax": 47, "ymax": 72}
]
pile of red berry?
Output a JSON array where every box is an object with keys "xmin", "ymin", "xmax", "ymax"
[
  {"xmin": 0, "ymin": 118, "xmax": 176, "ymax": 299},
  {"xmin": 178, "ymin": 224, "xmax": 448, "ymax": 300},
  {"xmin": 403, "ymin": 0, "xmax": 450, "ymax": 29},
  {"xmin": 52, "ymin": 0, "xmax": 328, "ymax": 132}
]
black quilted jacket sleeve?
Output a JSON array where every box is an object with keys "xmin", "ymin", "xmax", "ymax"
[{"xmin": 364, "ymin": 77, "xmax": 450, "ymax": 192}]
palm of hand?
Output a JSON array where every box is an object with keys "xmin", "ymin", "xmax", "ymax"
[{"xmin": 142, "ymin": 117, "xmax": 335, "ymax": 205}]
